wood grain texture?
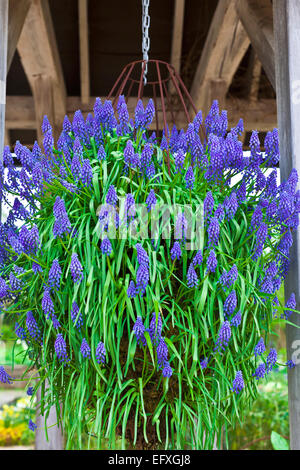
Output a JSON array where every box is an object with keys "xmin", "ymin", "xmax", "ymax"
[
  {"xmin": 170, "ymin": 0, "xmax": 185, "ymax": 73},
  {"xmin": 5, "ymin": 95, "xmax": 277, "ymax": 133},
  {"xmin": 78, "ymin": 0, "xmax": 90, "ymax": 104},
  {"xmin": 7, "ymin": 0, "xmax": 30, "ymax": 71},
  {"xmin": 17, "ymin": 0, "xmax": 66, "ymax": 136},
  {"xmin": 0, "ymin": 0, "xmax": 8, "ymax": 163},
  {"xmin": 236, "ymin": 0, "xmax": 275, "ymax": 89},
  {"xmin": 273, "ymin": 0, "xmax": 300, "ymax": 450},
  {"xmin": 190, "ymin": 0, "xmax": 250, "ymax": 113}
]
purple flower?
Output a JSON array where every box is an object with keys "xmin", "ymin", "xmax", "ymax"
[
  {"xmin": 157, "ymin": 337, "xmax": 169, "ymax": 368},
  {"xmin": 15, "ymin": 322, "xmax": 26, "ymax": 340},
  {"xmin": 223, "ymin": 290, "xmax": 237, "ymax": 318},
  {"xmin": 136, "ymin": 243, "xmax": 149, "ymax": 265},
  {"xmin": 207, "ymin": 217, "xmax": 220, "ymax": 247},
  {"xmin": 224, "ymin": 193, "xmax": 238, "ymax": 220},
  {"xmin": 106, "ymin": 185, "xmax": 118, "ymax": 206},
  {"xmin": 0, "ymin": 366, "xmax": 13, "ymax": 385},
  {"xmin": 133, "ymin": 316, "xmax": 146, "ymax": 346},
  {"xmin": 215, "ymin": 321, "xmax": 231, "ymax": 352},
  {"xmin": 148, "ymin": 312, "xmax": 162, "ymax": 346},
  {"xmin": 286, "ymin": 359, "xmax": 296, "ymax": 369},
  {"xmin": 187, "ymin": 264, "xmax": 198, "ymax": 288},
  {"xmin": 200, "ymin": 358, "xmax": 208, "ymax": 370},
  {"xmin": 146, "ymin": 189, "xmax": 157, "ymax": 212},
  {"xmin": 27, "ymin": 386, "xmax": 34, "ymax": 396},
  {"xmin": 127, "ymin": 281, "xmax": 136, "ymax": 299},
  {"xmin": 192, "ymin": 250, "xmax": 203, "ymax": 267},
  {"xmin": 219, "ymin": 265, "xmax": 238, "ymax": 289},
  {"xmin": 231, "ymin": 370, "xmax": 244, "ymax": 394},
  {"xmin": 97, "ymin": 145, "xmax": 106, "ymax": 161},
  {"xmin": 266, "ymin": 348, "xmax": 277, "ymax": 372},
  {"xmin": 253, "ymin": 363, "xmax": 266, "ymax": 380},
  {"xmin": 254, "ymin": 338, "xmax": 266, "ymax": 357},
  {"xmin": 28, "ymin": 419, "xmax": 37, "ymax": 432},
  {"xmin": 136, "ymin": 263, "xmax": 149, "ymax": 295},
  {"xmin": 207, "ymin": 250, "xmax": 217, "ymax": 273},
  {"xmin": 48, "ymin": 259, "xmax": 62, "ymax": 291},
  {"xmin": 284, "ymin": 293, "xmax": 296, "ymax": 319},
  {"xmin": 185, "ymin": 166, "xmax": 195, "ymax": 190},
  {"xmin": 80, "ymin": 338, "xmax": 91, "ymax": 359},
  {"xmin": 26, "ymin": 311, "xmax": 41, "ymax": 341},
  {"xmin": 170, "ymin": 241, "xmax": 182, "ymax": 261},
  {"xmin": 96, "ymin": 342, "xmax": 106, "ymax": 364},
  {"xmin": 231, "ymin": 311, "xmax": 242, "ymax": 327},
  {"xmin": 174, "ymin": 149, "xmax": 185, "ymax": 173},
  {"xmin": 71, "ymin": 302, "xmax": 83, "ymax": 328},
  {"xmin": 81, "ymin": 159, "xmax": 93, "ymax": 187},
  {"xmin": 162, "ymin": 362, "xmax": 173, "ymax": 378},
  {"xmin": 42, "ymin": 289, "xmax": 54, "ymax": 319},
  {"xmin": 204, "ymin": 192, "xmax": 214, "ymax": 219},
  {"xmin": 101, "ymin": 238, "xmax": 112, "ymax": 255},
  {"xmin": 54, "ymin": 334, "xmax": 69, "ymax": 364},
  {"xmin": 70, "ymin": 253, "xmax": 84, "ymax": 284},
  {"xmin": 175, "ymin": 213, "xmax": 188, "ymax": 241}
]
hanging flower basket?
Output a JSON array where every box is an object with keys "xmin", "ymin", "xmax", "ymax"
[{"xmin": 0, "ymin": 97, "xmax": 298, "ymax": 450}]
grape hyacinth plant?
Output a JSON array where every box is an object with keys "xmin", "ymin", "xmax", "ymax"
[{"xmin": 0, "ymin": 96, "xmax": 299, "ymax": 450}]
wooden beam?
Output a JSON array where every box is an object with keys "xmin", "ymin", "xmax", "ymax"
[
  {"xmin": 273, "ymin": 0, "xmax": 300, "ymax": 450},
  {"xmin": 31, "ymin": 74, "xmax": 54, "ymax": 144},
  {"xmin": 7, "ymin": 0, "xmax": 31, "ymax": 71},
  {"xmin": 170, "ymin": 0, "xmax": 185, "ymax": 74},
  {"xmin": 78, "ymin": 0, "xmax": 90, "ymax": 104},
  {"xmin": 17, "ymin": 0, "xmax": 66, "ymax": 137},
  {"xmin": 190, "ymin": 0, "xmax": 250, "ymax": 114},
  {"xmin": 236, "ymin": 0, "xmax": 275, "ymax": 89},
  {"xmin": 5, "ymin": 95, "xmax": 277, "ymax": 134},
  {"xmin": 245, "ymin": 48, "xmax": 262, "ymax": 101},
  {"xmin": 0, "ymin": 0, "xmax": 8, "ymax": 162}
]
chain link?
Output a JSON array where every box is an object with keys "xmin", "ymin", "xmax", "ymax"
[{"xmin": 142, "ymin": 0, "xmax": 150, "ymax": 85}]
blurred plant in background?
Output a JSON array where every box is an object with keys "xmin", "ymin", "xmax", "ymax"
[{"xmin": 0, "ymin": 397, "xmax": 35, "ymax": 446}]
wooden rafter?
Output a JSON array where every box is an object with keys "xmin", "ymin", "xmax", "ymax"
[
  {"xmin": 78, "ymin": 0, "xmax": 90, "ymax": 104},
  {"xmin": 246, "ymin": 48, "xmax": 262, "ymax": 101},
  {"xmin": 236, "ymin": 0, "xmax": 275, "ymax": 89},
  {"xmin": 17, "ymin": 0, "xmax": 66, "ymax": 141},
  {"xmin": 273, "ymin": 0, "xmax": 300, "ymax": 449},
  {"xmin": 190, "ymin": 0, "xmax": 250, "ymax": 114},
  {"xmin": 7, "ymin": 0, "xmax": 31, "ymax": 72},
  {"xmin": 170, "ymin": 0, "xmax": 185, "ymax": 74},
  {"xmin": 5, "ymin": 95, "xmax": 277, "ymax": 135},
  {"xmin": 0, "ymin": 0, "xmax": 8, "ymax": 161}
]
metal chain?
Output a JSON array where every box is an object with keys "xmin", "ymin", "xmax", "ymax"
[{"xmin": 142, "ymin": 0, "xmax": 150, "ymax": 85}]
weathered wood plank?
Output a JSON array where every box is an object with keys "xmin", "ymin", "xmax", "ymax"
[
  {"xmin": 246, "ymin": 48, "xmax": 262, "ymax": 101},
  {"xmin": 31, "ymin": 74, "xmax": 54, "ymax": 144},
  {"xmin": 5, "ymin": 95, "xmax": 277, "ymax": 133},
  {"xmin": 0, "ymin": 0, "xmax": 8, "ymax": 163},
  {"xmin": 273, "ymin": 0, "xmax": 300, "ymax": 450},
  {"xmin": 170, "ymin": 0, "xmax": 185, "ymax": 74},
  {"xmin": 7, "ymin": 0, "xmax": 31, "ymax": 71},
  {"xmin": 190, "ymin": 0, "xmax": 250, "ymax": 113},
  {"xmin": 78, "ymin": 0, "xmax": 90, "ymax": 104},
  {"xmin": 236, "ymin": 0, "xmax": 275, "ymax": 89},
  {"xmin": 17, "ymin": 0, "xmax": 66, "ymax": 137}
]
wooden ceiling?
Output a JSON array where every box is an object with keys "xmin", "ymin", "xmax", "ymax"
[{"xmin": 4, "ymin": 0, "xmax": 276, "ymax": 148}]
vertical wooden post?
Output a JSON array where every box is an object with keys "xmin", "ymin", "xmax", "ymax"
[
  {"xmin": 0, "ymin": 0, "xmax": 8, "ymax": 163},
  {"xmin": 35, "ymin": 385, "xmax": 64, "ymax": 450},
  {"xmin": 78, "ymin": 0, "xmax": 90, "ymax": 105},
  {"xmin": 273, "ymin": 0, "xmax": 300, "ymax": 450}
]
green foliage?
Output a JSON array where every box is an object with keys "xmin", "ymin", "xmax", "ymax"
[
  {"xmin": 228, "ymin": 360, "xmax": 289, "ymax": 450},
  {"xmin": 1, "ymin": 112, "xmax": 296, "ymax": 450}
]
